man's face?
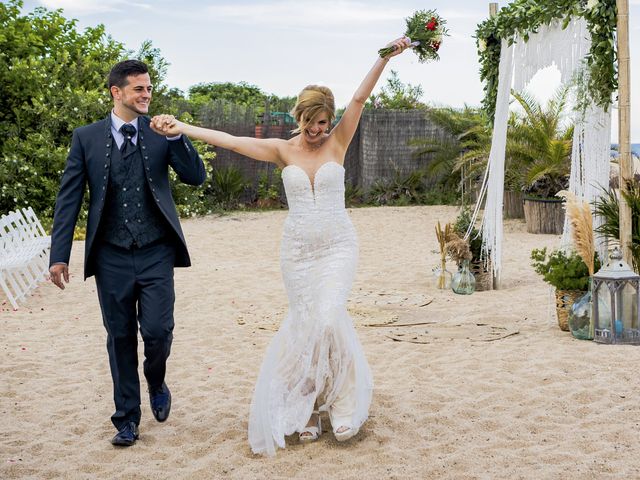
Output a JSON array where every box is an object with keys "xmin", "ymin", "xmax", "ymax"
[{"xmin": 112, "ymin": 73, "xmax": 152, "ymax": 116}]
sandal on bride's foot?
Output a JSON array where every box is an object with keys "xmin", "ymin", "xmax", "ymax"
[
  {"xmin": 299, "ymin": 411, "xmax": 321, "ymax": 443},
  {"xmin": 334, "ymin": 424, "xmax": 359, "ymax": 442}
]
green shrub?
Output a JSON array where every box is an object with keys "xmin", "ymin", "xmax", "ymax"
[
  {"xmin": 421, "ymin": 186, "xmax": 459, "ymax": 205},
  {"xmin": 211, "ymin": 165, "xmax": 248, "ymax": 209},
  {"xmin": 530, "ymin": 247, "xmax": 599, "ymax": 291},
  {"xmin": 368, "ymin": 169, "xmax": 427, "ymax": 206},
  {"xmin": 170, "ymin": 140, "xmax": 217, "ymax": 217},
  {"xmin": 257, "ymin": 168, "xmax": 282, "ymax": 202},
  {"xmin": 345, "ymin": 183, "xmax": 364, "ymax": 207}
]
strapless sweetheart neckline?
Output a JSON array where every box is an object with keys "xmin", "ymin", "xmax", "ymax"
[{"xmin": 282, "ymin": 161, "xmax": 343, "ymax": 193}]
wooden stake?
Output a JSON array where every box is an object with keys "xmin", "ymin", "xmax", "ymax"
[{"xmin": 617, "ymin": 0, "xmax": 633, "ymax": 266}]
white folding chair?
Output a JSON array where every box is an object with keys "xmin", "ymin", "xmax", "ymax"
[
  {"xmin": 13, "ymin": 209, "xmax": 50, "ymax": 277},
  {"xmin": 22, "ymin": 207, "xmax": 50, "ymax": 241},
  {"xmin": 0, "ymin": 235, "xmax": 29, "ymax": 309},
  {"xmin": 0, "ymin": 213, "xmax": 41, "ymax": 287},
  {"xmin": 0, "ymin": 208, "xmax": 51, "ymax": 309},
  {"xmin": 15, "ymin": 211, "xmax": 48, "ymax": 271},
  {"xmin": 1, "ymin": 215, "xmax": 39, "ymax": 293}
]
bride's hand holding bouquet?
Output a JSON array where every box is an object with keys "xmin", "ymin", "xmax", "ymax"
[
  {"xmin": 378, "ymin": 9, "xmax": 448, "ymax": 63},
  {"xmin": 379, "ymin": 36, "xmax": 414, "ymax": 60}
]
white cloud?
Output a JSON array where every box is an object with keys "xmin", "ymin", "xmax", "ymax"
[
  {"xmin": 204, "ymin": 1, "xmax": 406, "ymax": 28},
  {"xmin": 439, "ymin": 9, "xmax": 486, "ymax": 20},
  {"xmin": 131, "ymin": 2, "xmax": 152, "ymax": 10},
  {"xmin": 38, "ymin": 0, "xmax": 151, "ymax": 15}
]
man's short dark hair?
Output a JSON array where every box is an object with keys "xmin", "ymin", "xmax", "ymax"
[{"xmin": 108, "ymin": 60, "xmax": 149, "ymax": 95}]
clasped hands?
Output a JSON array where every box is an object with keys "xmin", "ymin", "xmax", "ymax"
[{"xmin": 151, "ymin": 114, "xmax": 183, "ymax": 137}]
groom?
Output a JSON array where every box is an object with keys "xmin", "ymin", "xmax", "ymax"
[{"xmin": 49, "ymin": 59, "xmax": 205, "ymax": 446}]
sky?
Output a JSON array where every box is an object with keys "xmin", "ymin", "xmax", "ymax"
[{"xmin": 20, "ymin": 0, "xmax": 640, "ymax": 141}]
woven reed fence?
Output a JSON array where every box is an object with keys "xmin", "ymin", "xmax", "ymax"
[
  {"xmin": 357, "ymin": 109, "xmax": 449, "ymax": 190},
  {"xmin": 199, "ymin": 103, "xmax": 447, "ymax": 200},
  {"xmin": 198, "ymin": 100, "xmax": 288, "ymax": 202}
]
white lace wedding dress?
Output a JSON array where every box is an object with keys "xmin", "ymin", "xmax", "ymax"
[{"xmin": 248, "ymin": 161, "xmax": 373, "ymax": 456}]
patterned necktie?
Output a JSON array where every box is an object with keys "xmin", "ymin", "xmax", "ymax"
[{"xmin": 119, "ymin": 123, "xmax": 137, "ymax": 159}]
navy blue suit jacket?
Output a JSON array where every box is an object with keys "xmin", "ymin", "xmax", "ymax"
[{"xmin": 50, "ymin": 115, "xmax": 206, "ymax": 279}]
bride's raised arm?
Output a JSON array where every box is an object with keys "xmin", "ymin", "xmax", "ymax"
[
  {"xmin": 331, "ymin": 37, "xmax": 411, "ymax": 152},
  {"xmin": 151, "ymin": 115, "xmax": 285, "ymax": 166}
]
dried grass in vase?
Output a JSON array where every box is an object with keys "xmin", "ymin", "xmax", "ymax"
[
  {"xmin": 557, "ymin": 190, "xmax": 595, "ymax": 275},
  {"xmin": 446, "ymin": 233, "xmax": 473, "ymax": 265},
  {"xmin": 435, "ymin": 221, "xmax": 453, "ymax": 289}
]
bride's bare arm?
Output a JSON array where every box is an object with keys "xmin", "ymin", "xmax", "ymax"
[
  {"xmin": 331, "ymin": 37, "xmax": 411, "ymax": 152},
  {"xmin": 151, "ymin": 116, "xmax": 284, "ymax": 165}
]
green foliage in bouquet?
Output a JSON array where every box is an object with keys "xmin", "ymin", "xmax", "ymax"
[
  {"xmin": 531, "ymin": 247, "xmax": 600, "ymax": 291},
  {"xmin": 378, "ymin": 10, "xmax": 448, "ymax": 63}
]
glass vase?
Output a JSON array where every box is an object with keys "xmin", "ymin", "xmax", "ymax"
[
  {"xmin": 432, "ymin": 264, "xmax": 452, "ymax": 290},
  {"xmin": 568, "ymin": 284, "xmax": 592, "ymax": 340},
  {"xmin": 451, "ymin": 260, "xmax": 476, "ymax": 295}
]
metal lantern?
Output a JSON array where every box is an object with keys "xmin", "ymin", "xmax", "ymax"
[{"xmin": 592, "ymin": 247, "xmax": 640, "ymax": 344}]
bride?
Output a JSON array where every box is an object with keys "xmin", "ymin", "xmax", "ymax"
[{"xmin": 151, "ymin": 37, "xmax": 410, "ymax": 455}]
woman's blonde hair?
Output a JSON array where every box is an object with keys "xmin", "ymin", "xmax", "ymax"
[{"xmin": 290, "ymin": 85, "xmax": 335, "ymax": 134}]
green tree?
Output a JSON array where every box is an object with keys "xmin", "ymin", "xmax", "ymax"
[
  {"xmin": 188, "ymin": 81, "xmax": 296, "ymax": 124},
  {"xmin": 265, "ymin": 94, "xmax": 297, "ymax": 114},
  {"xmin": 189, "ymin": 81, "xmax": 266, "ymax": 107},
  {"xmin": 0, "ymin": 1, "xmax": 192, "ymax": 219},
  {"xmin": 0, "ymin": 0, "xmax": 124, "ymax": 218},
  {"xmin": 367, "ymin": 70, "xmax": 425, "ymax": 110}
]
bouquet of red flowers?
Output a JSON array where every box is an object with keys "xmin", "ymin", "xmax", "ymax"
[{"xmin": 378, "ymin": 10, "xmax": 448, "ymax": 62}]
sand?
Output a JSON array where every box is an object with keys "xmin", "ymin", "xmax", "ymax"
[{"xmin": 3, "ymin": 205, "xmax": 640, "ymax": 479}]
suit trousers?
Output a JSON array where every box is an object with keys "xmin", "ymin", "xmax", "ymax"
[{"xmin": 93, "ymin": 239, "xmax": 176, "ymax": 429}]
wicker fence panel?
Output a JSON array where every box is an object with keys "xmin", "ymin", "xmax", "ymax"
[
  {"xmin": 197, "ymin": 102, "xmax": 448, "ymax": 198},
  {"xmin": 358, "ymin": 109, "xmax": 449, "ymax": 190}
]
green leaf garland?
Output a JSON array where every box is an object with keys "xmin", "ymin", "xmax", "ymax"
[{"xmin": 475, "ymin": 0, "xmax": 616, "ymax": 121}]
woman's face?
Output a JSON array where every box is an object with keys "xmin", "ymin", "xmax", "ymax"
[{"xmin": 302, "ymin": 111, "xmax": 330, "ymax": 145}]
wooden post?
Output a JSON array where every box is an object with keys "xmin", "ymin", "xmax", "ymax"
[
  {"xmin": 617, "ymin": 0, "xmax": 633, "ymax": 266},
  {"xmin": 490, "ymin": 2, "xmax": 501, "ymax": 289}
]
